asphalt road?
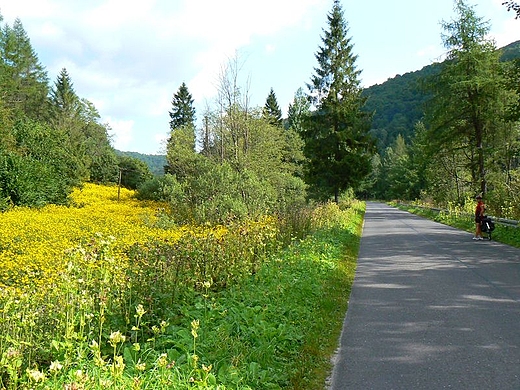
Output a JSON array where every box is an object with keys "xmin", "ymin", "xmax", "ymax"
[{"xmin": 328, "ymin": 202, "xmax": 520, "ymax": 390}]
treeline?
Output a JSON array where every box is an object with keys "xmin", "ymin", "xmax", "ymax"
[
  {"xmin": 364, "ymin": 2, "xmax": 520, "ymax": 219},
  {"xmin": 0, "ymin": 15, "xmax": 154, "ymax": 209},
  {"xmin": 0, "ymin": 1, "xmax": 374, "ymax": 221},
  {"xmin": 5, "ymin": 1, "xmax": 518, "ymax": 221}
]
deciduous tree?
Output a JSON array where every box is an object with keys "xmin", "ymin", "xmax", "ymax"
[
  {"xmin": 287, "ymin": 87, "xmax": 310, "ymax": 134},
  {"xmin": 425, "ymin": 0, "xmax": 514, "ymax": 197}
]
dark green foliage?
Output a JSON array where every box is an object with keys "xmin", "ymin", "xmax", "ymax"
[
  {"xmin": 424, "ymin": 0, "xmax": 509, "ymax": 198},
  {"xmin": 363, "ymin": 40, "xmax": 520, "ymax": 153},
  {"xmin": 117, "ymin": 155, "xmax": 153, "ymax": 190},
  {"xmin": 503, "ymin": 58, "xmax": 520, "ymax": 121},
  {"xmin": 116, "ymin": 151, "xmax": 167, "ymax": 176},
  {"xmin": 303, "ymin": 0, "xmax": 374, "ymax": 202},
  {"xmin": 0, "ymin": 19, "xmax": 48, "ymax": 120},
  {"xmin": 378, "ymin": 135, "xmax": 420, "ymax": 200},
  {"xmin": 263, "ymin": 88, "xmax": 283, "ymax": 127},
  {"xmin": 0, "ymin": 14, "xmax": 120, "ymax": 207},
  {"xmin": 0, "ymin": 119, "xmax": 81, "ymax": 206},
  {"xmin": 363, "ymin": 64, "xmax": 441, "ymax": 151},
  {"xmin": 48, "ymin": 72, "xmax": 119, "ymax": 183},
  {"xmin": 169, "ymin": 82, "xmax": 195, "ymax": 130},
  {"xmin": 499, "ymin": 40, "xmax": 520, "ymax": 61},
  {"xmin": 136, "ymin": 174, "xmax": 180, "ymax": 202},
  {"xmin": 47, "ymin": 68, "xmax": 81, "ymax": 129}
]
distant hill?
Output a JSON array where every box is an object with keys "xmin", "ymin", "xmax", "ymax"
[
  {"xmin": 116, "ymin": 150, "xmax": 167, "ymax": 176},
  {"xmin": 500, "ymin": 40, "xmax": 520, "ymax": 62},
  {"xmin": 363, "ymin": 40, "xmax": 520, "ymax": 151}
]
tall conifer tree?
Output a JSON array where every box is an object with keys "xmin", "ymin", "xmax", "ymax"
[
  {"xmin": 303, "ymin": 0, "xmax": 374, "ymax": 202},
  {"xmin": 169, "ymin": 82, "xmax": 195, "ymax": 130},
  {"xmin": 166, "ymin": 82, "xmax": 197, "ymax": 178},
  {"xmin": 0, "ymin": 18, "xmax": 48, "ymax": 119},
  {"xmin": 48, "ymin": 68, "xmax": 81, "ymax": 129},
  {"xmin": 263, "ymin": 88, "xmax": 282, "ymax": 127}
]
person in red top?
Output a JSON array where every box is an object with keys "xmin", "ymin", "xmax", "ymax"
[{"xmin": 473, "ymin": 194, "xmax": 485, "ymax": 240}]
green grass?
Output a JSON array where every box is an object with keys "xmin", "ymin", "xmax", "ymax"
[{"xmin": 188, "ymin": 202, "xmax": 364, "ymax": 389}]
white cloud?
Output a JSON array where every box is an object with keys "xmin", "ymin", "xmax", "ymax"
[
  {"xmin": 1, "ymin": 0, "xmax": 61, "ymax": 19},
  {"xmin": 493, "ymin": 18, "xmax": 519, "ymax": 48},
  {"xmin": 265, "ymin": 44, "xmax": 276, "ymax": 54},
  {"xmin": 107, "ymin": 118, "xmax": 134, "ymax": 151}
]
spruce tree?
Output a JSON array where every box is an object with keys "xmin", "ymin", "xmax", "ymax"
[
  {"xmin": 263, "ymin": 88, "xmax": 282, "ymax": 127},
  {"xmin": 303, "ymin": 0, "xmax": 374, "ymax": 202},
  {"xmin": 166, "ymin": 82, "xmax": 197, "ymax": 179},
  {"xmin": 48, "ymin": 68, "xmax": 81, "ymax": 129},
  {"xmin": 0, "ymin": 18, "xmax": 48, "ymax": 120},
  {"xmin": 169, "ymin": 82, "xmax": 195, "ymax": 130}
]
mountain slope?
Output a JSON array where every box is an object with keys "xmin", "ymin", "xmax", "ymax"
[
  {"xmin": 363, "ymin": 40, "xmax": 520, "ymax": 151},
  {"xmin": 116, "ymin": 150, "xmax": 167, "ymax": 176}
]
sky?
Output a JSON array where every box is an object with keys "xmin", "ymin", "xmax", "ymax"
[{"xmin": 1, "ymin": 0, "xmax": 519, "ymax": 154}]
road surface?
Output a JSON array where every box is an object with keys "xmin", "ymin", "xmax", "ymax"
[{"xmin": 328, "ymin": 202, "xmax": 520, "ymax": 390}]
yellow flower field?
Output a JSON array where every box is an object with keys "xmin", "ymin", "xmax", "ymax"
[{"xmin": 0, "ymin": 183, "xmax": 186, "ymax": 290}]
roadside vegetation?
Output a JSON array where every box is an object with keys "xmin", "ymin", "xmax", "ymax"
[
  {"xmin": 0, "ymin": 184, "xmax": 364, "ymax": 389},
  {"xmin": 393, "ymin": 200, "xmax": 520, "ymax": 248}
]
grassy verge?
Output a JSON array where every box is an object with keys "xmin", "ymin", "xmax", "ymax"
[
  {"xmin": 392, "ymin": 202, "xmax": 520, "ymax": 248},
  {"xmin": 182, "ymin": 201, "xmax": 364, "ymax": 389}
]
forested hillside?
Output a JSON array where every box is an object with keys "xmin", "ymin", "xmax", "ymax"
[
  {"xmin": 363, "ymin": 40, "xmax": 520, "ymax": 151},
  {"xmin": 365, "ymin": 5, "xmax": 520, "ymax": 220},
  {"xmin": 116, "ymin": 151, "xmax": 167, "ymax": 176}
]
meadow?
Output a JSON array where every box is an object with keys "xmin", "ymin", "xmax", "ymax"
[{"xmin": 0, "ymin": 184, "xmax": 365, "ymax": 389}]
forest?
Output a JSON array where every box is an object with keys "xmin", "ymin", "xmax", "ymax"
[{"xmin": 2, "ymin": 1, "xmax": 519, "ymax": 219}]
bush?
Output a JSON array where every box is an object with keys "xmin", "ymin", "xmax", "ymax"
[
  {"xmin": 118, "ymin": 155, "xmax": 153, "ymax": 190},
  {"xmin": 0, "ymin": 119, "xmax": 82, "ymax": 207},
  {"xmin": 137, "ymin": 174, "xmax": 182, "ymax": 202}
]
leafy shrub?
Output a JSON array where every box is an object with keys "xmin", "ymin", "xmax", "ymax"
[
  {"xmin": 137, "ymin": 174, "xmax": 183, "ymax": 202},
  {"xmin": 0, "ymin": 119, "xmax": 82, "ymax": 207},
  {"xmin": 118, "ymin": 155, "xmax": 153, "ymax": 190}
]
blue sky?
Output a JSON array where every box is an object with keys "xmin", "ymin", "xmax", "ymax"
[{"xmin": 2, "ymin": 0, "xmax": 518, "ymax": 154}]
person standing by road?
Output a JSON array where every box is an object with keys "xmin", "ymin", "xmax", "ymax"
[{"xmin": 473, "ymin": 194, "xmax": 485, "ymax": 240}]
